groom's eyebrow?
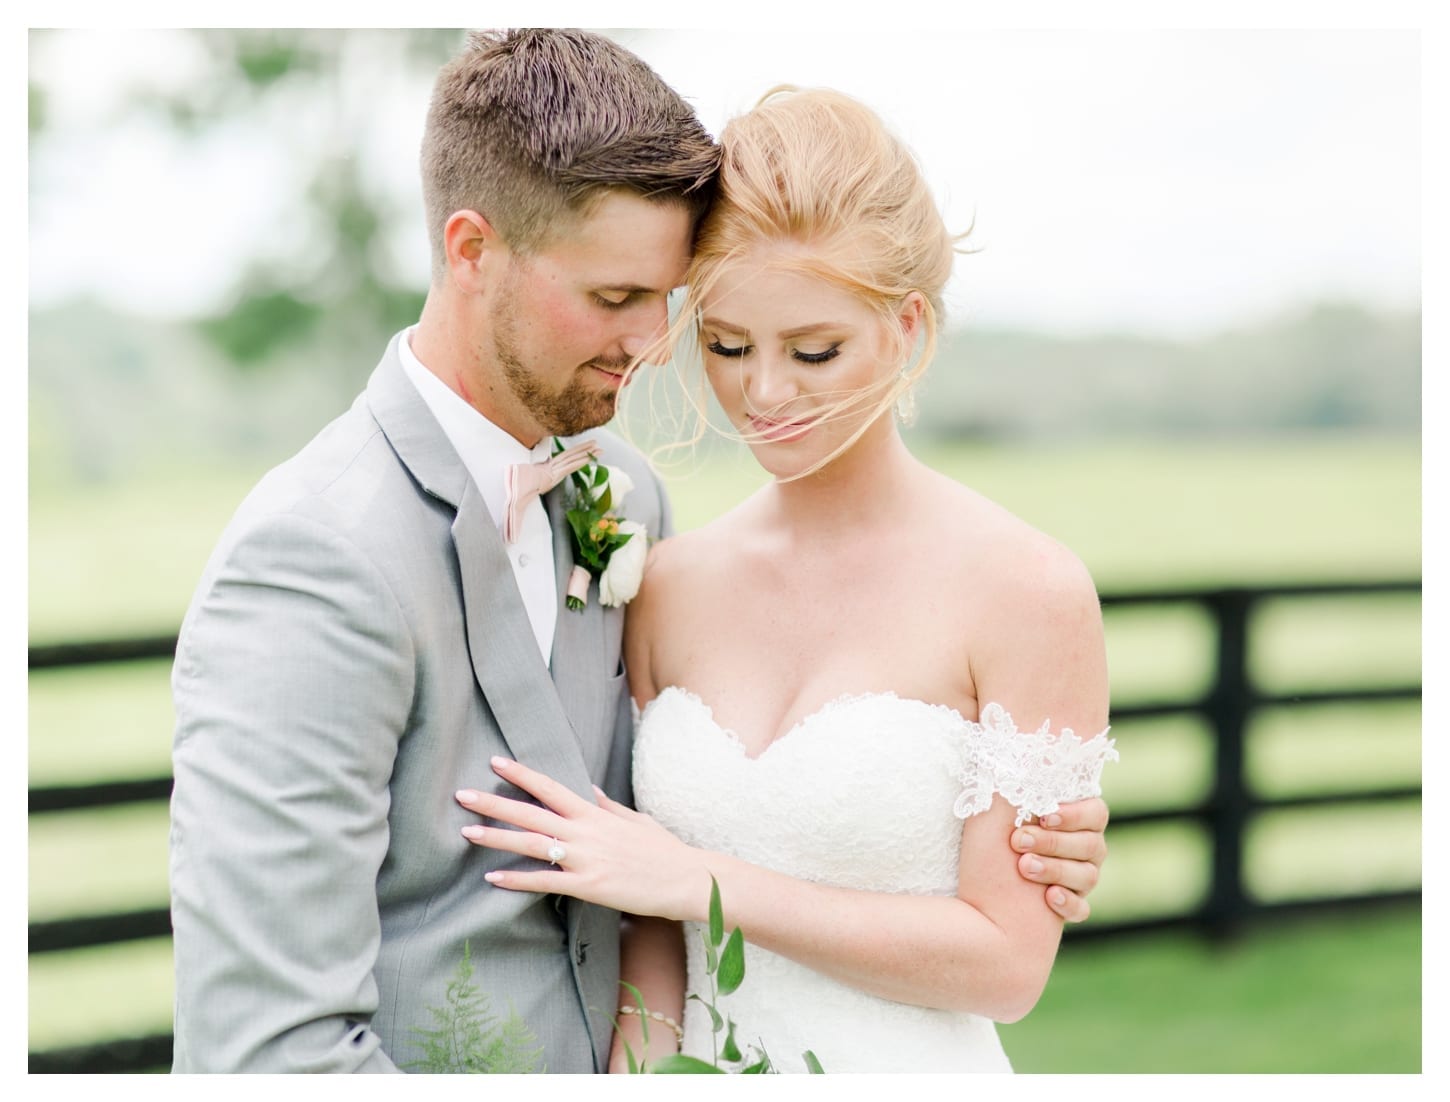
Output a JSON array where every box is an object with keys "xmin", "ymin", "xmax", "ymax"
[{"xmin": 598, "ymin": 282, "xmax": 665, "ymax": 296}]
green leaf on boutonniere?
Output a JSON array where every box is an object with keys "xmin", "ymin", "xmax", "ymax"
[{"xmin": 565, "ymin": 509, "xmax": 607, "ymax": 571}]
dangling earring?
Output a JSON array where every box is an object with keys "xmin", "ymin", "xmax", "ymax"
[{"xmin": 895, "ymin": 368, "xmax": 917, "ymax": 424}]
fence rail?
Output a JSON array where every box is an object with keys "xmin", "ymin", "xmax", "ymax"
[{"xmin": 27, "ymin": 578, "xmax": 1422, "ymax": 1071}]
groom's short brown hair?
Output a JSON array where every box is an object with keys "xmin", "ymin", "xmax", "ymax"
[{"xmin": 420, "ymin": 29, "xmax": 719, "ymax": 273}]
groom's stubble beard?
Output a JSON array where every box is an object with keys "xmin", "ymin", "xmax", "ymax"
[{"xmin": 491, "ymin": 279, "xmax": 623, "ymax": 438}]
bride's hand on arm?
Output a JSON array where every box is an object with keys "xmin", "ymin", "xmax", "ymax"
[{"xmin": 1011, "ymin": 796, "xmax": 1109, "ymax": 922}]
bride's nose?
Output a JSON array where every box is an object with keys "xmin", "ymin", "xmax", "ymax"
[{"xmin": 743, "ymin": 354, "xmax": 798, "ymax": 413}]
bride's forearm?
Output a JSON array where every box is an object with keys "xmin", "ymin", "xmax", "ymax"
[
  {"xmin": 682, "ymin": 848, "xmax": 1061, "ymax": 1022},
  {"xmin": 610, "ymin": 914, "xmax": 686, "ymax": 1071}
]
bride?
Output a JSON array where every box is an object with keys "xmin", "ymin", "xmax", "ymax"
[{"xmin": 456, "ymin": 86, "xmax": 1115, "ymax": 1073}]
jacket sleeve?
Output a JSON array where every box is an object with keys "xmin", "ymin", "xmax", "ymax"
[{"xmin": 169, "ymin": 511, "xmax": 413, "ymax": 1072}]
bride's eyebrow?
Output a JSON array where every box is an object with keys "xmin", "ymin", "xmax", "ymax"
[
  {"xmin": 779, "ymin": 322, "xmax": 844, "ymax": 340},
  {"xmin": 699, "ymin": 315, "xmax": 747, "ymax": 335}
]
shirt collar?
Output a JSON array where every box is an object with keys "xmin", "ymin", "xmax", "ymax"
[{"xmin": 396, "ymin": 326, "xmax": 551, "ymax": 525}]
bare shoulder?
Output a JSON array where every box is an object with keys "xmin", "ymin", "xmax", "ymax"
[
  {"xmin": 629, "ymin": 499, "xmax": 748, "ymax": 629},
  {"xmin": 642, "ymin": 492, "xmax": 765, "ymax": 590},
  {"xmin": 625, "ymin": 498, "xmax": 763, "ymax": 701},
  {"xmin": 638, "ymin": 519, "xmax": 721, "ymax": 599},
  {"xmin": 933, "ymin": 473, "xmax": 1099, "ymax": 620},
  {"xmin": 929, "ymin": 473, "xmax": 1107, "ymax": 729}
]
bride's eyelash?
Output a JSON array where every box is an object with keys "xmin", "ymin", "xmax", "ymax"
[
  {"xmin": 705, "ymin": 340, "xmax": 841, "ymax": 364},
  {"xmin": 793, "ymin": 345, "xmax": 841, "ymax": 364}
]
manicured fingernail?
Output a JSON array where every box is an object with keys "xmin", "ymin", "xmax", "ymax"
[
  {"xmin": 484, "ymin": 871, "xmax": 503, "ymax": 883},
  {"xmin": 1043, "ymin": 814, "xmax": 1062, "ymax": 828},
  {"xmin": 491, "ymin": 756, "xmax": 512, "ymax": 770},
  {"xmin": 462, "ymin": 825, "xmax": 485, "ymax": 840},
  {"xmin": 1049, "ymin": 888, "xmax": 1067, "ymax": 906},
  {"xmin": 1024, "ymin": 857, "xmax": 1044, "ymax": 876},
  {"xmin": 456, "ymin": 789, "xmax": 480, "ymax": 803},
  {"xmin": 1014, "ymin": 831, "xmax": 1034, "ymax": 850}
]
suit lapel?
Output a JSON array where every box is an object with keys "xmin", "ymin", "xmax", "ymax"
[
  {"xmin": 366, "ymin": 336, "xmax": 594, "ymax": 801},
  {"xmin": 546, "ymin": 483, "xmax": 608, "ymax": 754},
  {"xmin": 451, "ymin": 484, "xmax": 595, "ymax": 800}
]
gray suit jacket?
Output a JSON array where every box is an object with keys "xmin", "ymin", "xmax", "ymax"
[{"xmin": 169, "ymin": 333, "xmax": 671, "ymax": 1072}]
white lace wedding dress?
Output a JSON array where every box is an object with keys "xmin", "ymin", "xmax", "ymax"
[{"xmin": 632, "ymin": 687, "xmax": 1117, "ymax": 1074}]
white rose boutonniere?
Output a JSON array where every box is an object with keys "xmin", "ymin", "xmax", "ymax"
[
  {"xmin": 599, "ymin": 520, "xmax": 648, "ymax": 607},
  {"xmin": 555, "ymin": 440, "xmax": 649, "ymax": 612}
]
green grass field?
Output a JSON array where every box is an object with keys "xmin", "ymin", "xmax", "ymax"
[
  {"xmin": 27, "ymin": 432, "xmax": 1422, "ymax": 1068},
  {"xmin": 1002, "ymin": 904, "xmax": 1421, "ymax": 1073}
]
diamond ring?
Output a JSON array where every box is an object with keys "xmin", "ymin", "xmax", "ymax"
[{"xmin": 546, "ymin": 839, "xmax": 567, "ymax": 865}]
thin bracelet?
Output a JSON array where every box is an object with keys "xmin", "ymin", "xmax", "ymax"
[{"xmin": 616, "ymin": 1004, "xmax": 684, "ymax": 1045}]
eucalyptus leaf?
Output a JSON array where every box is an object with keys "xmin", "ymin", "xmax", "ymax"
[
  {"xmin": 717, "ymin": 928, "xmax": 746, "ymax": 996},
  {"xmin": 740, "ymin": 1057, "xmax": 771, "ymax": 1074},
  {"xmin": 721, "ymin": 1019, "xmax": 742, "ymax": 1063},
  {"xmin": 708, "ymin": 877, "xmax": 724, "ymax": 948},
  {"xmin": 649, "ymin": 1054, "xmax": 726, "ymax": 1074},
  {"xmin": 803, "ymin": 1050, "xmax": 825, "ymax": 1073}
]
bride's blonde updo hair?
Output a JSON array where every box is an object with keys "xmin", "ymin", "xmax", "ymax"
[{"xmin": 648, "ymin": 85, "xmax": 965, "ymax": 475}]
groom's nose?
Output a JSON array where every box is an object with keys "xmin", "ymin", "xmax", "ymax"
[{"xmin": 619, "ymin": 300, "xmax": 672, "ymax": 365}]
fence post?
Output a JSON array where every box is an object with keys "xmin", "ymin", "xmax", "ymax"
[{"xmin": 1204, "ymin": 587, "xmax": 1253, "ymax": 939}]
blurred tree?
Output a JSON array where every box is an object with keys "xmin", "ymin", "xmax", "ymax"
[{"xmin": 31, "ymin": 29, "xmax": 463, "ymax": 371}]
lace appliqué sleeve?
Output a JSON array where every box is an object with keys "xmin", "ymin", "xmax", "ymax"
[{"xmin": 953, "ymin": 702, "xmax": 1118, "ymax": 827}]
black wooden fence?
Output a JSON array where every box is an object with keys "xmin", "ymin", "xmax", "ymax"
[{"xmin": 27, "ymin": 579, "xmax": 1422, "ymax": 1072}]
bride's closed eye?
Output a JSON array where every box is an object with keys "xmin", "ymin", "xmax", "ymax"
[
  {"xmin": 706, "ymin": 338, "xmax": 750, "ymax": 358},
  {"xmin": 792, "ymin": 344, "xmax": 841, "ymax": 364},
  {"xmin": 705, "ymin": 340, "xmax": 842, "ymax": 364}
]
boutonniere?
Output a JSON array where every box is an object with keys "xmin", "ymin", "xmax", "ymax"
[{"xmin": 554, "ymin": 438, "xmax": 648, "ymax": 612}]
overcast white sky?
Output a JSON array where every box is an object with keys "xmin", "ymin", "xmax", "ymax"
[{"xmin": 26, "ymin": 21, "xmax": 1422, "ymax": 338}]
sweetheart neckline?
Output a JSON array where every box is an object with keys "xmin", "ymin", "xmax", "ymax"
[{"xmin": 638, "ymin": 685, "xmax": 980, "ymax": 763}]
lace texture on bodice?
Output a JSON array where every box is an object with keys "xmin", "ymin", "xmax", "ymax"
[{"xmin": 631, "ymin": 687, "xmax": 1116, "ymax": 1073}]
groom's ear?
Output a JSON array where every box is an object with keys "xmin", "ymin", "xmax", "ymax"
[{"xmin": 443, "ymin": 209, "xmax": 507, "ymax": 292}]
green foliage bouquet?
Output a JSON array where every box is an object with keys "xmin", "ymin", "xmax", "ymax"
[
  {"xmin": 412, "ymin": 879, "xmax": 822, "ymax": 1074},
  {"xmin": 617, "ymin": 877, "xmax": 824, "ymax": 1075}
]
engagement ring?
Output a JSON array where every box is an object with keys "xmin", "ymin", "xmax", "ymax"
[{"xmin": 546, "ymin": 839, "xmax": 567, "ymax": 865}]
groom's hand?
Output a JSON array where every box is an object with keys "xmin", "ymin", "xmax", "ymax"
[{"xmin": 1011, "ymin": 797, "xmax": 1109, "ymax": 923}]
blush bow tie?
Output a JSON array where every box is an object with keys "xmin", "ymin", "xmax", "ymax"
[{"xmin": 503, "ymin": 439, "xmax": 598, "ymax": 543}]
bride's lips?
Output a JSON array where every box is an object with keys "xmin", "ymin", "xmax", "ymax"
[{"xmin": 749, "ymin": 415, "xmax": 816, "ymax": 442}]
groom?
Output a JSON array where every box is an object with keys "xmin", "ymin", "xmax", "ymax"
[{"xmin": 169, "ymin": 29, "xmax": 1109, "ymax": 1074}]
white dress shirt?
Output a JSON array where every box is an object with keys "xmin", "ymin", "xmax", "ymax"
[{"xmin": 396, "ymin": 327, "xmax": 560, "ymax": 666}]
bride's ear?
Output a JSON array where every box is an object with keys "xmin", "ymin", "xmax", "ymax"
[
  {"xmin": 443, "ymin": 210, "xmax": 506, "ymax": 293},
  {"xmin": 897, "ymin": 292, "xmax": 926, "ymax": 345}
]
